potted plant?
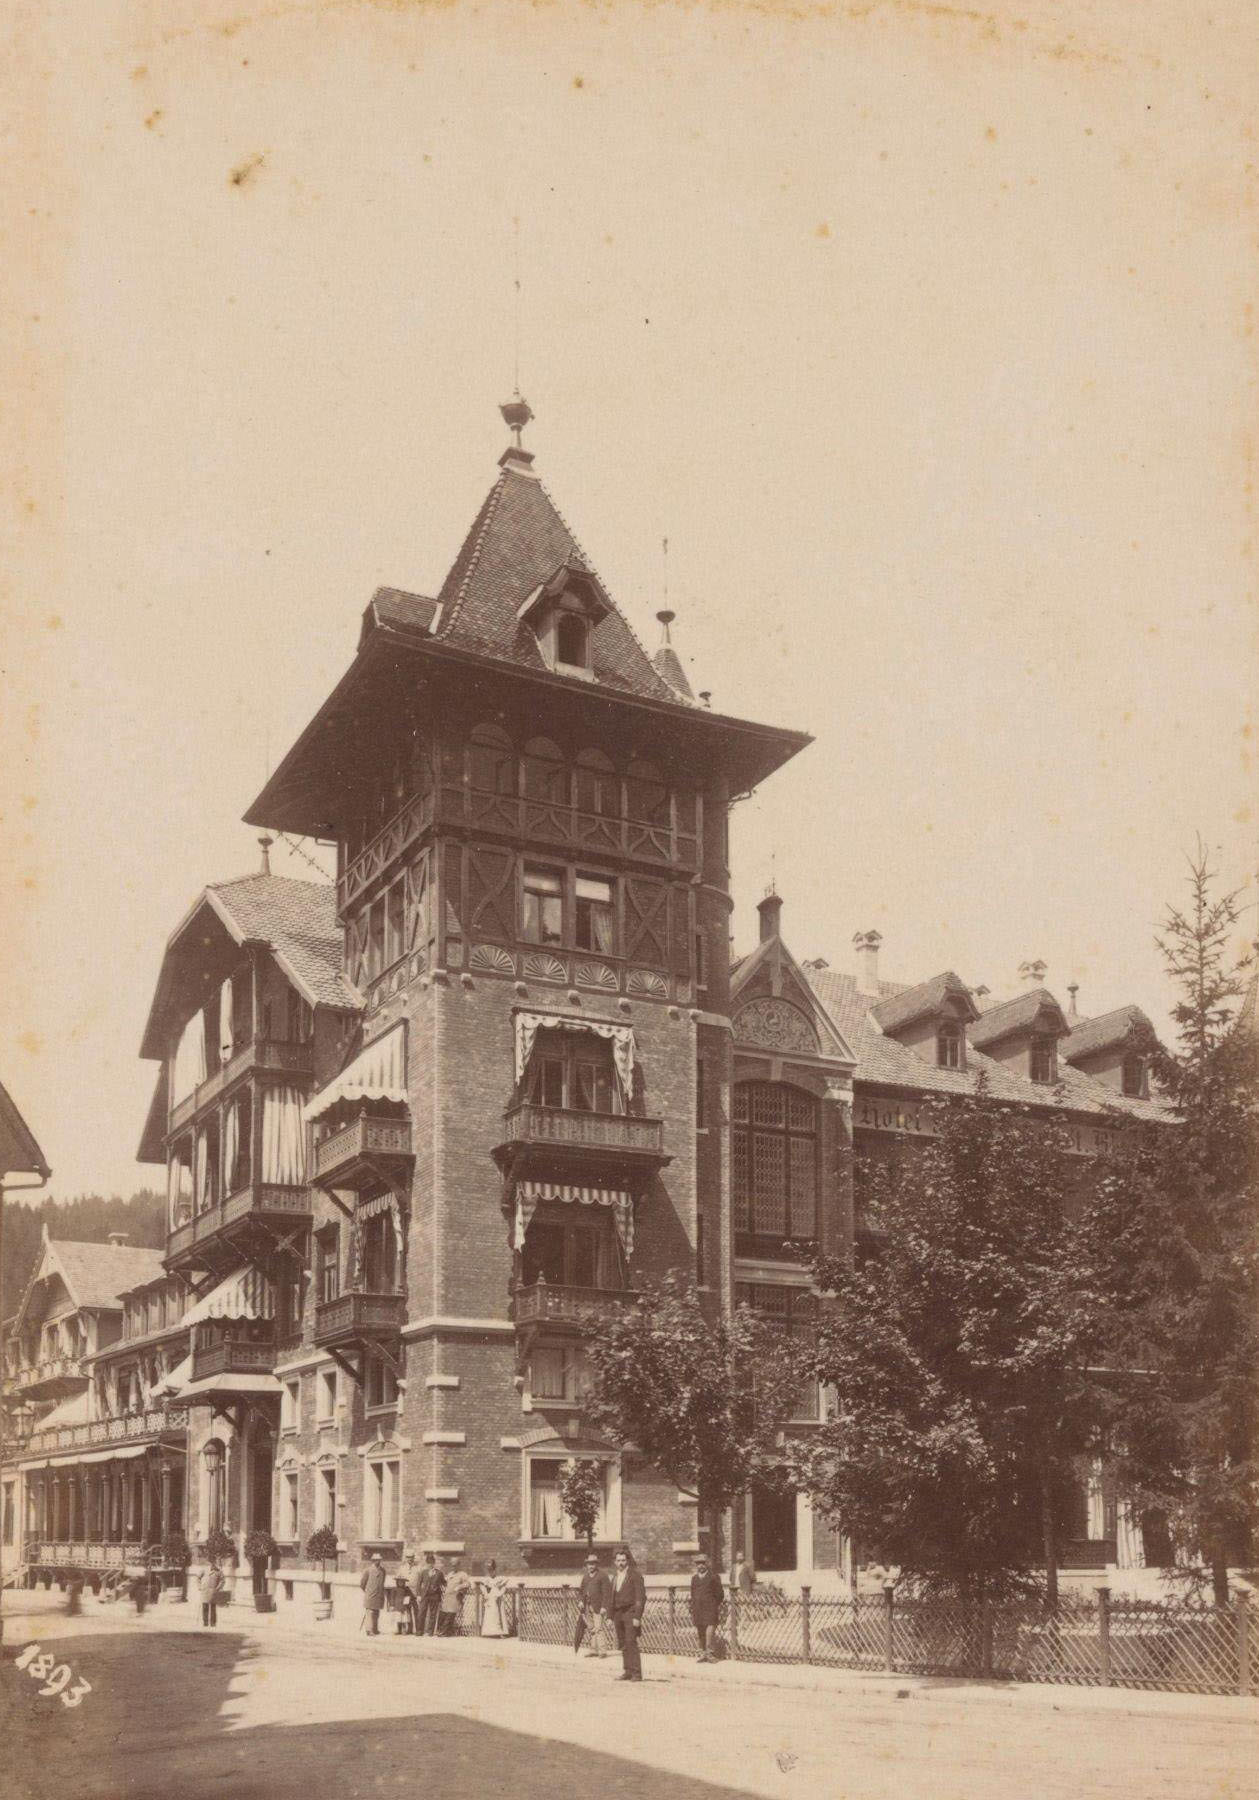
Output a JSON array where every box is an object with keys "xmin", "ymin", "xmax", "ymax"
[
  {"xmin": 203, "ymin": 1526, "xmax": 237, "ymax": 1604},
  {"xmin": 158, "ymin": 1533, "xmax": 192, "ymax": 1602},
  {"xmin": 306, "ymin": 1525, "xmax": 339, "ymax": 1620},
  {"xmin": 245, "ymin": 1530, "xmax": 277, "ymax": 1611}
]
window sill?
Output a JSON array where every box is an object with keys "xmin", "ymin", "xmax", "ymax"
[{"xmin": 364, "ymin": 1403, "xmax": 398, "ymax": 1419}]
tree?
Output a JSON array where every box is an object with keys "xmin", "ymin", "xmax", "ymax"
[
  {"xmin": 558, "ymin": 1458, "xmax": 604, "ymax": 1548},
  {"xmin": 792, "ymin": 1081, "xmax": 1122, "ymax": 1603},
  {"xmin": 582, "ymin": 1277, "xmax": 802, "ymax": 1568},
  {"xmin": 1107, "ymin": 846, "xmax": 1258, "ymax": 1602}
]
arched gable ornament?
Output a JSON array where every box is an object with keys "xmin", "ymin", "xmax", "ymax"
[{"xmin": 733, "ymin": 997, "xmax": 820, "ymax": 1055}]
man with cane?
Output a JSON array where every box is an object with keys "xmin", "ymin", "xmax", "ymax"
[{"xmin": 574, "ymin": 1553, "xmax": 612, "ymax": 1657}]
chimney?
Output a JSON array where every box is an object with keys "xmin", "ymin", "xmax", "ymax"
[
  {"xmin": 258, "ymin": 835, "xmax": 273, "ymax": 876},
  {"xmin": 853, "ymin": 929, "xmax": 882, "ymax": 998},
  {"xmin": 1018, "ymin": 958, "xmax": 1048, "ymax": 986},
  {"xmin": 107, "ymin": 1231, "xmax": 129, "ymax": 1247},
  {"xmin": 1067, "ymin": 982, "xmax": 1080, "ymax": 1021},
  {"xmin": 757, "ymin": 891, "xmax": 783, "ymax": 943}
]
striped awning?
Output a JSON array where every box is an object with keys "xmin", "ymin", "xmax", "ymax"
[
  {"xmin": 45, "ymin": 1445, "xmax": 151, "ymax": 1468},
  {"xmin": 181, "ymin": 1266, "xmax": 274, "ymax": 1327},
  {"xmin": 304, "ymin": 1022, "xmax": 407, "ymax": 1123},
  {"xmin": 514, "ymin": 1178, "xmax": 633, "ymax": 1257}
]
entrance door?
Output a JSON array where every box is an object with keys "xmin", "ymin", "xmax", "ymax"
[
  {"xmin": 751, "ymin": 1485, "xmax": 797, "ymax": 1573},
  {"xmin": 249, "ymin": 1437, "xmax": 273, "ymax": 1533}
]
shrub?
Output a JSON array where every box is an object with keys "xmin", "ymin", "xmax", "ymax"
[{"xmin": 203, "ymin": 1527, "xmax": 237, "ymax": 1564}]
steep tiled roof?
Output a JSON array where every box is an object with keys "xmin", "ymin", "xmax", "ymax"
[
  {"xmin": 48, "ymin": 1242, "xmax": 166, "ymax": 1310},
  {"xmin": 804, "ymin": 965, "xmax": 1169, "ymax": 1123},
  {"xmin": 968, "ymin": 988, "xmax": 1067, "ymax": 1050},
  {"xmin": 870, "ymin": 972, "xmax": 978, "ymax": 1035},
  {"xmin": 435, "ymin": 460, "xmax": 683, "ymax": 704},
  {"xmin": 361, "ymin": 587, "xmax": 440, "ymax": 642},
  {"xmin": 0, "ymin": 1079, "xmax": 50, "ymax": 1180},
  {"xmin": 1062, "ymin": 1005, "xmax": 1155, "ymax": 1064},
  {"xmin": 208, "ymin": 875, "xmax": 360, "ymax": 1012}
]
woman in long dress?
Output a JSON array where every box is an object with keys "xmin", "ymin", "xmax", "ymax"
[{"xmin": 478, "ymin": 1559, "xmax": 510, "ymax": 1638}]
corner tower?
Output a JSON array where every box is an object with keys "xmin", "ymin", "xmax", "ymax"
[{"xmin": 245, "ymin": 403, "xmax": 810, "ymax": 1573}]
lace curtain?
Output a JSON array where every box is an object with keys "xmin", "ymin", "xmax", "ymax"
[
  {"xmin": 514, "ymin": 1013, "xmax": 635, "ymax": 1093},
  {"xmin": 171, "ymin": 1008, "xmax": 207, "ymax": 1106},
  {"xmin": 262, "ymin": 1085, "xmax": 307, "ymax": 1185}
]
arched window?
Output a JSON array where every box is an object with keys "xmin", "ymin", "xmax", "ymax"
[
  {"xmin": 523, "ymin": 737, "xmax": 568, "ymax": 805},
  {"xmin": 625, "ymin": 757, "xmax": 670, "ymax": 827},
  {"xmin": 469, "ymin": 723, "xmax": 515, "ymax": 796},
  {"xmin": 575, "ymin": 747, "xmax": 619, "ymax": 818},
  {"xmin": 732, "ymin": 1081, "xmax": 818, "ymax": 1248}
]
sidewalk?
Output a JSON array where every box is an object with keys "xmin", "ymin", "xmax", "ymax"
[{"xmin": 119, "ymin": 1588, "xmax": 1259, "ymax": 1727}]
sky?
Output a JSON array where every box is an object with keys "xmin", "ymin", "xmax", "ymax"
[{"xmin": 2, "ymin": 0, "xmax": 1255, "ymax": 1200}]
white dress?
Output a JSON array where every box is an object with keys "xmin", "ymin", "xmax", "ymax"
[{"xmin": 480, "ymin": 1575, "xmax": 509, "ymax": 1637}]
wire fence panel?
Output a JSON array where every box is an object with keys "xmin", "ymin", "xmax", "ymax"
[{"xmin": 511, "ymin": 1582, "xmax": 1256, "ymax": 1697}]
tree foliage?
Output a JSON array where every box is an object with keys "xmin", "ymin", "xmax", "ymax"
[
  {"xmin": 1, "ymin": 1189, "xmax": 165, "ymax": 1319},
  {"xmin": 558, "ymin": 1457, "xmax": 604, "ymax": 1547},
  {"xmin": 1105, "ymin": 846, "xmax": 1258, "ymax": 1600},
  {"xmin": 582, "ymin": 1277, "xmax": 802, "ymax": 1565},
  {"xmin": 793, "ymin": 1082, "xmax": 1122, "ymax": 1601}
]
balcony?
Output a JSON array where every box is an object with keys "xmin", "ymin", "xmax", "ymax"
[
  {"xmin": 166, "ymin": 1183, "xmax": 311, "ymax": 1271},
  {"xmin": 512, "ymin": 1282, "xmax": 638, "ymax": 1333},
  {"xmin": 168, "ymin": 1036, "xmax": 315, "ymax": 1136},
  {"xmin": 190, "ymin": 1319, "xmax": 277, "ymax": 1384},
  {"xmin": 313, "ymin": 1114, "xmax": 413, "ymax": 1193},
  {"xmin": 313, "ymin": 1290, "xmax": 405, "ymax": 1350},
  {"xmin": 15, "ymin": 1354, "xmax": 88, "ymax": 1399},
  {"xmin": 493, "ymin": 1104, "xmax": 668, "ymax": 1179},
  {"xmin": 443, "ymin": 785, "xmax": 701, "ymax": 874},
  {"xmin": 24, "ymin": 1408, "xmax": 179, "ymax": 1458},
  {"xmin": 337, "ymin": 791, "xmax": 435, "ymax": 916}
]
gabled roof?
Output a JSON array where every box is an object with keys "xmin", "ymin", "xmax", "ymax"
[
  {"xmin": 434, "ymin": 454, "xmax": 682, "ymax": 703},
  {"xmin": 730, "ymin": 931, "xmax": 856, "ymax": 1066},
  {"xmin": 968, "ymin": 988, "xmax": 1069, "ymax": 1051},
  {"xmin": 802, "ymin": 964, "xmax": 1171, "ymax": 1123},
  {"xmin": 359, "ymin": 587, "xmax": 441, "ymax": 645},
  {"xmin": 13, "ymin": 1238, "xmax": 167, "ymax": 1333},
  {"xmin": 137, "ymin": 1064, "xmax": 168, "ymax": 1165},
  {"xmin": 1062, "ymin": 1005, "xmax": 1156, "ymax": 1065},
  {"xmin": 870, "ymin": 972, "xmax": 979, "ymax": 1036},
  {"xmin": 140, "ymin": 873, "xmax": 360, "ymax": 1060},
  {"xmin": 0, "ymin": 1079, "xmax": 50, "ymax": 1181}
]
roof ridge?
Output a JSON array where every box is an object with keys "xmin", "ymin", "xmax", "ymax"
[
  {"xmin": 209, "ymin": 871, "xmax": 333, "ymax": 894},
  {"xmin": 536, "ymin": 473, "xmax": 668, "ymax": 696},
  {"xmin": 438, "ymin": 471, "xmax": 508, "ymax": 642}
]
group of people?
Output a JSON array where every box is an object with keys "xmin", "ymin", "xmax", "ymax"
[{"xmin": 359, "ymin": 1551, "xmax": 512, "ymax": 1639}]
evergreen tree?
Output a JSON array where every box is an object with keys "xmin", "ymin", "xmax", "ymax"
[{"xmin": 793, "ymin": 1082, "xmax": 1120, "ymax": 1603}]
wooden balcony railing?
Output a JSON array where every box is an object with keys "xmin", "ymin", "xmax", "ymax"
[
  {"xmin": 313, "ymin": 1290, "xmax": 405, "ymax": 1348},
  {"xmin": 23, "ymin": 1408, "xmax": 176, "ymax": 1457},
  {"xmin": 190, "ymin": 1320, "xmax": 277, "ymax": 1384},
  {"xmin": 498, "ymin": 1104, "xmax": 665, "ymax": 1162},
  {"xmin": 313, "ymin": 1115, "xmax": 413, "ymax": 1188},
  {"xmin": 15, "ymin": 1354, "xmax": 87, "ymax": 1392},
  {"xmin": 338, "ymin": 791, "xmax": 435, "ymax": 916},
  {"xmin": 168, "ymin": 1037, "xmax": 315, "ymax": 1135},
  {"xmin": 167, "ymin": 1183, "xmax": 311, "ymax": 1263},
  {"xmin": 512, "ymin": 1283, "xmax": 638, "ymax": 1329}
]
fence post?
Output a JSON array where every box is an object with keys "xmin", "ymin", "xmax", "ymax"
[
  {"xmin": 517, "ymin": 1582, "xmax": 526, "ymax": 1642},
  {"xmin": 1236, "ymin": 1592, "xmax": 1252, "ymax": 1698},
  {"xmin": 801, "ymin": 1585, "xmax": 811, "ymax": 1664},
  {"xmin": 563, "ymin": 1584, "xmax": 573, "ymax": 1648},
  {"xmin": 1095, "ymin": 1585, "xmax": 1111, "ymax": 1688},
  {"xmin": 728, "ymin": 1583, "xmax": 739, "ymax": 1660},
  {"xmin": 667, "ymin": 1585, "xmax": 677, "ymax": 1656},
  {"xmin": 883, "ymin": 1582, "xmax": 895, "ymax": 1673}
]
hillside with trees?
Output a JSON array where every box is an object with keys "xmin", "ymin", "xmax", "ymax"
[{"xmin": 0, "ymin": 1191, "xmax": 165, "ymax": 1320}]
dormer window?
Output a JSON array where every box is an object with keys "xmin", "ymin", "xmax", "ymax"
[
  {"xmin": 1121, "ymin": 1054, "xmax": 1145, "ymax": 1098},
  {"xmin": 937, "ymin": 1023, "xmax": 964, "ymax": 1070},
  {"xmin": 518, "ymin": 563, "xmax": 608, "ymax": 680},
  {"xmin": 555, "ymin": 611, "xmax": 588, "ymax": 669},
  {"xmin": 1030, "ymin": 1037, "xmax": 1057, "ymax": 1084}
]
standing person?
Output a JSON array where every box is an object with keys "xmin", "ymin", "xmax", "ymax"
[
  {"xmin": 689, "ymin": 1554, "xmax": 724, "ymax": 1663},
  {"xmin": 478, "ymin": 1560, "xmax": 510, "ymax": 1638},
  {"xmin": 396, "ymin": 1557, "xmax": 419, "ymax": 1634},
  {"xmin": 199, "ymin": 1559, "xmax": 223, "ymax": 1628},
  {"xmin": 609, "ymin": 1547, "xmax": 645, "ymax": 1681},
  {"xmin": 575, "ymin": 1553, "xmax": 613, "ymax": 1658},
  {"xmin": 360, "ymin": 1551, "xmax": 387, "ymax": 1636},
  {"xmin": 415, "ymin": 1553, "xmax": 443, "ymax": 1636},
  {"xmin": 730, "ymin": 1550, "xmax": 756, "ymax": 1595},
  {"xmin": 439, "ymin": 1558, "xmax": 470, "ymax": 1635}
]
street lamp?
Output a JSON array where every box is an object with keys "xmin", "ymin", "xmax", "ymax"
[{"xmin": 202, "ymin": 1437, "xmax": 225, "ymax": 1534}]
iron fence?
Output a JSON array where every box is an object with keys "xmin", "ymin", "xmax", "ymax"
[{"xmin": 508, "ymin": 1582, "xmax": 1256, "ymax": 1698}]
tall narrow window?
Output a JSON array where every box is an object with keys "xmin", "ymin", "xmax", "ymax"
[
  {"xmin": 523, "ymin": 738, "xmax": 567, "ymax": 805},
  {"xmin": 316, "ymin": 1464, "xmax": 337, "ymax": 1530},
  {"xmin": 732, "ymin": 1081, "xmax": 819, "ymax": 1247},
  {"xmin": 470, "ymin": 723, "xmax": 515, "ymax": 795},
  {"xmin": 1121, "ymin": 1054, "xmax": 1145, "ymax": 1098},
  {"xmin": 625, "ymin": 759, "xmax": 670, "ymax": 827},
  {"xmin": 937, "ymin": 1023, "xmax": 963, "ymax": 1069},
  {"xmin": 556, "ymin": 613, "xmax": 588, "ymax": 668},
  {"xmin": 575, "ymin": 874, "xmax": 616, "ymax": 953},
  {"xmin": 522, "ymin": 866, "xmax": 563, "ymax": 945},
  {"xmin": 316, "ymin": 1226, "xmax": 340, "ymax": 1305},
  {"xmin": 1030, "ymin": 1037, "xmax": 1057, "ymax": 1084},
  {"xmin": 575, "ymin": 748, "xmax": 618, "ymax": 817}
]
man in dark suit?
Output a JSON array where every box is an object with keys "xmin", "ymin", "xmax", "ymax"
[
  {"xmin": 415, "ymin": 1552, "xmax": 444, "ymax": 1636},
  {"xmin": 574, "ymin": 1553, "xmax": 613, "ymax": 1657},
  {"xmin": 609, "ymin": 1546, "xmax": 646, "ymax": 1681},
  {"xmin": 689, "ymin": 1553, "xmax": 724, "ymax": 1662}
]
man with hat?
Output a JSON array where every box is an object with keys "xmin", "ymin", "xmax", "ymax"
[
  {"xmin": 689, "ymin": 1552, "xmax": 724, "ymax": 1662},
  {"xmin": 574, "ymin": 1552, "xmax": 613, "ymax": 1658},
  {"xmin": 360, "ymin": 1551, "xmax": 387, "ymax": 1636}
]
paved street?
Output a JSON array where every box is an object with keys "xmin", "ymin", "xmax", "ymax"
[{"xmin": 2, "ymin": 1590, "xmax": 1256, "ymax": 1800}]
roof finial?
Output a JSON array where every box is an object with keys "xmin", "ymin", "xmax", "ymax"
[
  {"xmin": 1067, "ymin": 981, "xmax": 1080, "ymax": 1020},
  {"xmin": 258, "ymin": 834, "xmax": 273, "ymax": 876},
  {"xmin": 656, "ymin": 608, "xmax": 675, "ymax": 645},
  {"xmin": 500, "ymin": 392, "xmax": 533, "ymax": 449}
]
